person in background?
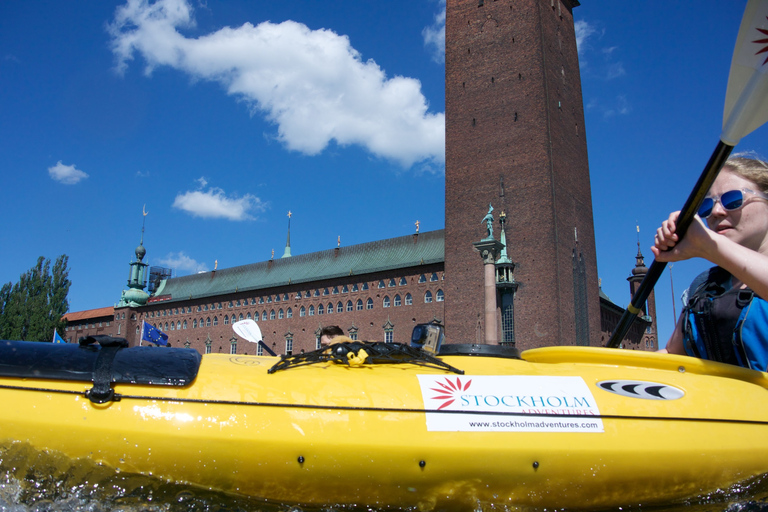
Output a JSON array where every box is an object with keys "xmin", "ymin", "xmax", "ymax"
[
  {"xmin": 319, "ymin": 325, "xmax": 345, "ymax": 347},
  {"xmin": 653, "ymin": 154, "xmax": 768, "ymax": 371}
]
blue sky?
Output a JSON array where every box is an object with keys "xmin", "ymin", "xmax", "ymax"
[{"xmin": 1, "ymin": 0, "xmax": 766, "ymax": 347}]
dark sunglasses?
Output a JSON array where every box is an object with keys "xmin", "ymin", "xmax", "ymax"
[{"xmin": 698, "ymin": 188, "xmax": 768, "ymax": 218}]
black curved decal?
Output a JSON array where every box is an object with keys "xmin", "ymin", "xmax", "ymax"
[{"xmin": 597, "ymin": 380, "xmax": 684, "ymax": 400}]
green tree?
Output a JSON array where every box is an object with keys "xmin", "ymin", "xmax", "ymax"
[{"xmin": 0, "ymin": 255, "xmax": 71, "ymax": 341}]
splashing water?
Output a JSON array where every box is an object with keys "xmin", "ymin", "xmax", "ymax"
[{"xmin": 0, "ymin": 441, "xmax": 767, "ymax": 512}]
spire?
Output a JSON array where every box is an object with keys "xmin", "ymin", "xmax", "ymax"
[
  {"xmin": 135, "ymin": 204, "xmax": 148, "ymax": 262},
  {"xmin": 632, "ymin": 224, "xmax": 648, "ymax": 275},
  {"xmin": 497, "ymin": 211, "xmax": 512, "ymax": 265},
  {"xmin": 117, "ymin": 206, "xmax": 150, "ymax": 307},
  {"xmin": 281, "ymin": 211, "xmax": 292, "ymax": 258}
]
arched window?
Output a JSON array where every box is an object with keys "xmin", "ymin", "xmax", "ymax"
[
  {"xmin": 430, "ymin": 272, "xmax": 439, "ymax": 282},
  {"xmin": 424, "ymin": 291, "xmax": 433, "ymax": 303},
  {"xmin": 342, "ymin": 285, "xmax": 349, "ymax": 293},
  {"xmin": 287, "ymin": 308, "xmax": 293, "ymax": 318},
  {"xmin": 418, "ymin": 274, "xmax": 427, "ymax": 283},
  {"xmin": 224, "ymin": 315, "xmax": 229, "ymax": 325},
  {"xmin": 278, "ymin": 309, "xmax": 284, "ymax": 319},
  {"xmin": 378, "ymin": 280, "xmax": 386, "ymax": 288},
  {"xmin": 239, "ymin": 313, "xmax": 244, "ymax": 321},
  {"xmin": 177, "ymin": 321, "xmax": 181, "ymax": 330},
  {"xmin": 270, "ymin": 310, "xmax": 275, "ymax": 320},
  {"xmin": 346, "ymin": 300, "xmax": 353, "ymax": 312},
  {"xmin": 436, "ymin": 289, "xmax": 444, "ymax": 302},
  {"xmin": 394, "ymin": 294, "xmax": 401, "ymax": 307},
  {"xmin": 309, "ymin": 305, "xmax": 315, "ymax": 316},
  {"xmin": 337, "ymin": 302, "xmax": 343, "ymax": 313},
  {"xmin": 206, "ymin": 317, "xmax": 211, "ymax": 327},
  {"xmin": 246, "ymin": 312, "xmax": 252, "ymax": 320},
  {"xmin": 300, "ymin": 306, "xmax": 306, "ymax": 317},
  {"xmin": 199, "ymin": 318, "xmax": 204, "ymax": 327},
  {"xmin": 213, "ymin": 316, "xmax": 218, "ymax": 326},
  {"xmin": 170, "ymin": 322, "xmax": 175, "ymax": 331},
  {"xmin": 356, "ymin": 299, "xmax": 363, "ymax": 311},
  {"xmin": 193, "ymin": 319, "xmax": 198, "ymax": 328},
  {"xmin": 327, "ymin": 303, "xmax": 334, "ymax": 315},
  {"xmin": 318, "ymin": 304, "xmax": 324, "ymax": 315},
  {"xmin": 232, "ymin": 314, "xmax": 238, "ymax": 324},
  {"xmin": 262, "ymin": 311, "xmax": 267, "ymax": 321},
  {"xmin": 399, "ymin": 277, "xmax": 407, "ymax": 286},
  {"xmin": 383, "ymin": 296, "xmax": 391, "ymax": 308},
  {"xmin": 183, "ymin": 320, "xmax": 187, "ymax": 329},
  {"xmin": 405, "ymin": 293, "xmax": 413, "ymax": 305},
  {"xmin": 388, "ymin": 278, "xmax": 396, "ymax": 287},
  {"xmin": 366, "ymin": 298, "xmax": 374, "ymax": 310}
]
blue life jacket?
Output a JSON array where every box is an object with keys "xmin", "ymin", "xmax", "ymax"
[{"xmin": 682, "ymin": 267, "xmax": 768, "ymax": 372}]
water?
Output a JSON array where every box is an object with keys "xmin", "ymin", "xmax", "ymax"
[{"xmin": 1, "ymin": 441, "xmax": 767, "ymax": 512}]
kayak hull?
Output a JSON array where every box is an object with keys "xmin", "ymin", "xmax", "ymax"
[{"xmin": 2, "ymin": 342, "xmax": 768, "ymax": 510}]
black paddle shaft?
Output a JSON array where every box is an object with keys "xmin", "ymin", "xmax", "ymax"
[{"xmin": 606, "ymin": 140, "xmax": 735, "ymax": 348}]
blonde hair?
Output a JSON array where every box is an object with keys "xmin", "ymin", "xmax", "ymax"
[{"xmin": 724, "ymin": 152, "xmax": 768, "ymax": 193}]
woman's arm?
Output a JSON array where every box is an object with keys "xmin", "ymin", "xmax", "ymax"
[
  {"xmin": 652, "ymin": 211, "xmax": 768, "ymax": 299},
  {"xmin": 660, "ymin": 313, "xmax": 686, "ymax": 355}
]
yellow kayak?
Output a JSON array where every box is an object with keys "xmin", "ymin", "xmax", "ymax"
[{"xmin": 1, "ymin": 337, "xmax": 768, "ymax": 510}]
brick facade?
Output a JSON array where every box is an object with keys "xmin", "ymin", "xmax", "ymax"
[
  {"xmin": 445, "ymin": 0, "xmax": 601, "ymax": 349},
  {"xmin": 117, "ymin": 264, "xmax": 445, "ymax": 355}
]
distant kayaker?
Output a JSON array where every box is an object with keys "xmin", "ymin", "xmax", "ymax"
[
  {"xmin": 652, "ymin": 154, "xmax": 768, "ymax": 371},
  {"xmin": 319, "ymin": 325, "xmax": 345, "ymax": 346}
]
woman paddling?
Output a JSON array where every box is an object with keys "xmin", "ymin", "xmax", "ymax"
[{"xmin": 653, "ymin": 154, "xmax": 768, "ymax": 370}]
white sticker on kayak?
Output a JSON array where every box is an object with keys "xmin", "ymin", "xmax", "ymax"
[{"xmin": 417, "ymin": 375, "xmax": 603, "ymax": 432}]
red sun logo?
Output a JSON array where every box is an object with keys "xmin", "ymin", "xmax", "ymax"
[
  {"xmin": 429, "ymin": 377, "xmax": 472, "ymax": 410},
  {"xmin": 755, "ymin": 17, "xmax": 768, "ymax": 65}
]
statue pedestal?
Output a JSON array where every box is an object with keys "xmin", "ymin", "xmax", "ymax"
[{"xmin": 473, "ymin": 239, "xmax": 504, "ymax": 345}]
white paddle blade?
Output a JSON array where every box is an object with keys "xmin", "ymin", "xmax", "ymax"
[
  {"xmin": 233, "ymin": 319, "xmax": 262, "ymax": 343},
  {"xmin": 722, "ymin": 0, "xmax": 768, "ymax": 144}
]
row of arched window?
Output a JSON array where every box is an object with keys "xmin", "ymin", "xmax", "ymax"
[
  {"xmin": 149, "ymin": 290, "xmax": 444, "ymax": 331},
  {"xmin": 144, "ymin": 274, "xmax": 444, "ymax": 319}
]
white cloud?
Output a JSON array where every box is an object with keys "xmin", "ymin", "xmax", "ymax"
[
  {"xmin": 157, "ymin": 251, "xmax": 208, "ymax": 274},
  {"xmin": 48, "ymin": 161, "xmax": 89, "ymax": 184},
  {"xmin": 423, "ymin": 0, "xmax": 445, "ymax": 64},
  {"xmin": 574, "ymin": 20, "xmax": 596, "ymax": 58},
  {"xmin": 602, "ymin": 95, "xmax": 631, "ymax": 118},
  {"xmin": 172, "ymin": 183, "xmax": 266, "ymax": 221},
  {"xmin": 605, "ymin": 62, "xmax": 626, "ymax": 80},
  {"xmin": 108, "ymin": 0, "xmax": 445, "ymax": 168}
]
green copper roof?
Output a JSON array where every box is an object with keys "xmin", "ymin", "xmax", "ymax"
[{"xmin": 153, "ymin": 229, "xmax": 444, "ymax": 303}]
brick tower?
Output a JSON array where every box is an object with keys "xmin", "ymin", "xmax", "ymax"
[{"xmin": 444, "ymin": 0, "xmax": 601, "ymax": 348}]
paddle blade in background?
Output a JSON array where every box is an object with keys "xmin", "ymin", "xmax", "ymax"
[
  {"xmin": 233, "ymin": 319, "xmax": 262, "ymax": 343},
  {"xmin": 722, "ymin": 0, "xmax": 768, "ymax": 145}
]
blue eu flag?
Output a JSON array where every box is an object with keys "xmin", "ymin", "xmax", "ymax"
[{"xmin": 141, "ymin": 321, "xmax": 168, "ymax": 346}]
